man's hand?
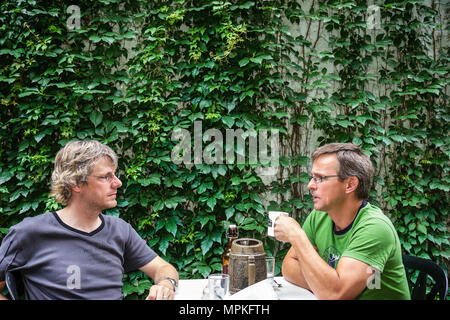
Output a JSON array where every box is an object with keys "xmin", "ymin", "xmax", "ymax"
[
  {"xmin": 140, "ymin": 257, "xmax": 179, "ymax": 300},
  {"xmin": 145, "ymin": 282, "xmax": 175, "ymax": 300},
  {"xmin": 274, "ymin": 215, "xmax": 303, "ymax": 243}
]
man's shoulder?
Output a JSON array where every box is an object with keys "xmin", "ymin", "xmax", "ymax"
[
  {"xmin": 101, "ymin": 213, "xmax": 128, "ymax": 225},
  {"xmin": 11, "ymin": 212, "xmax": 53, "ymax": 231},
  {"xmin": 359, "ymin": 203, "xmax": 393, "ymax": 226},
  {"xmin": 101, "ymin": 214, "xmax": 133, "ymax": 232},
  {"xmin": 355, "ymin": 203, "xmax": 397, "ymax": 238},
  {"xmin": 5, "ymin": 212, "xmax": 55, "ymax": 243},
  {"xmin": 307, "ymin": 209, "xmax": 331, "ymax": 224}
]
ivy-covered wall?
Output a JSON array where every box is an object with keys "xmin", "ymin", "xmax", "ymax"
[{"xmin": 0, "ymin": 0, "xmax": 448, "ymax": 298}]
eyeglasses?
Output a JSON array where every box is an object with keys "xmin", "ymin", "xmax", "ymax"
[
  {"xmin": 92, "ymin": 173, "xmax": 120, "ymax": 183},
  {"xmin": 309, "ymin": 175, "xmax": 340, "ymax": 184}
]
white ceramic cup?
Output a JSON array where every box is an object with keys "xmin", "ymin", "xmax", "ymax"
[{"xmin": 267, "ymin": 211, "xmax": 289, "ymax": 237}]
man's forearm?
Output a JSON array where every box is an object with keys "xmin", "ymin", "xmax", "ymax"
[
  {"xmin": 290, "ymin": 232, "xmax": 342, "ymax": 299},
  {"xmin": 154, "ymin": 264, "xmax": 179, "ymax": 287},
  {"xmin": 281, "ymin": 249, "xmax": 311, "ymax": 290}
]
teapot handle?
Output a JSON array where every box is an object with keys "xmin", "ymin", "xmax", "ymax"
[{"xmin": 248, "ymin": 255, "xmax": 256, "ymax": 286}]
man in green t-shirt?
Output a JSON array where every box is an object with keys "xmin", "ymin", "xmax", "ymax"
[{"xmin": 274, "ymin": 143, "xmax": 410, "ymax": 300}]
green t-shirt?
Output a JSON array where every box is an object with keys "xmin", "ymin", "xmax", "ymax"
[{"xmin": 302, "ymin": 202, "xmax": 411, "ymax": 300}]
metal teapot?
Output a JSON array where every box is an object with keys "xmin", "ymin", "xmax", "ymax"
[{"xmin": 228, "ymin": 238, "xmax": 267, "ymax": 293}]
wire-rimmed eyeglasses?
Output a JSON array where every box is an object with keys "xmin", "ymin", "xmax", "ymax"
[
  {"xmin": 91, "ymin": 173, "xmax": 120, "ymax": 183},
  {"xmin": 309, "ymin": 175, "xmax": 340, "ymax": 184}
]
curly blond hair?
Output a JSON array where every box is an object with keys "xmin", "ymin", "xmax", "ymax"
[{"xmin": 50, "ymin": 140, "xmax": 118, "ymax": 205}]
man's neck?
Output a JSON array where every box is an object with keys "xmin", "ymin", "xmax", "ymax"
[
  {"xmin": 57, "ymin": 204, "xmax": 102, "ymax": 233},
  {"xmin": 328, "ymin": 199, "xmax": 364, "ymax": 231}
]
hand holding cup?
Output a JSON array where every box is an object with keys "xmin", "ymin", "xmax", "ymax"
[
  {"xmin": 268, "ymin": 211, "xmax": 288, "ymax": 237},
  {"xmin": 273, "ymin": 214, "xmax": 302, "ymax": 243}
]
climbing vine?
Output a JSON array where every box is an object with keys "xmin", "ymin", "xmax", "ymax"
[{"xmin": 0, "ymin": 0, "xmax": 447, "ymax": 299}]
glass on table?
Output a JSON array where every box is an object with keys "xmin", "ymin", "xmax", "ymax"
[
  {"xmin": 208, "ymin": 273, "xmax": 230, "ymax": 300},
  {"xmin": 266, "ymin": 256, "xmax": 281, "ymax": 289},
  {"xmin": 266, "ymin": 256, "xmax": 275, "ymax": 280}
]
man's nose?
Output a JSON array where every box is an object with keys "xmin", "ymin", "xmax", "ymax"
[
  {"xmin": 113, "ymin": 176, "xmax": 122, "ymax": 188},
  {"xmin": 307, "ymin": 179, "xmax": 316, "ymax": 191}
]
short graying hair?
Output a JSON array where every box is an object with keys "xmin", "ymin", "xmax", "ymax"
[
  {"xmin": 312, "ymin": 143, "xmax": 373, "ymax": 200},
  {"xmin": 50, "ymin": 140, "xmax": 118, "ymax": 205}
]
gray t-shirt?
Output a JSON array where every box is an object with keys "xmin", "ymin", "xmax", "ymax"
[{"xmin": 0, "ymin": 212, "xmax": 157, "ymax": 299}]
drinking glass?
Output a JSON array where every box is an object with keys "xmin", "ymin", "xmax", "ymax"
[
  {"xmin": 266, "ymin": 256, "xmax": 275, "ymax": 281},
  {"xmin": 208, "ymin": 273, "xmax": 230, "ymax": 300}
]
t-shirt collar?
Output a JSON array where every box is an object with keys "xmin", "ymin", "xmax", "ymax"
[{"xmin": 333, "ymin": 201, "xmax": 368, "ymax": 235}]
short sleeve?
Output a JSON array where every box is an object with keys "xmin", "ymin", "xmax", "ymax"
[
  {"xmin": 123, "ymin": 224, "xmax": 158, "ymax": 273},
  {"xmin": 342, "ymin": 219, "xmax": 395, "ymax": 272},
  {"xmin": 0, "ymin": 228, "xmax": 22, "ymax": 281}
]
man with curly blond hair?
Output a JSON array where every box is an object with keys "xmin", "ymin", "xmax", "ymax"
[{"xmin": 0, "ymin": 140, "xmax": 178, "ymax": 300}]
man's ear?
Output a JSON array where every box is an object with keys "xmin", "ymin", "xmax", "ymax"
[
  {"xmin": 71, "ymin": 183, "xmax": 82, "ymax": 193},
  {"xmin": 345, "ymin": 176, "xmax": 359, "ymax": 194}
]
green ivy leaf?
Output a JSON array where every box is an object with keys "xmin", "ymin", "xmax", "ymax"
[
  {"xmin": 225, "ymin": 207, "xmax": 235, "ymax": 219},
  {"xmin": 201, "ymin": 237, "xmax": 214, "ymax": 255},
  {"xmin": 89, "ymin": 35, "xmax": 102, "ymax": 43},
  {"xmin": 238, "ymin": 57, "xmax": 249, "ymax": 67},
  {"xmin": 166, "ymin": 216, "xmax": 178, "ymax": 237},
  {"xmin": 206, "ymin": 197, "xmax": 216, "ymax": 210},
  {"xmin": 165, "ymin": 196, "xmax": 185, "ymax": 209},
  {"xmin": 139, "ymin": 174, "xmax": 161, "ymax": 186},
  {"xmin": 89, "ymin": 110, "xmax": 103, "ymax": 127},
  {"xmin": 417, "ymin": 223, "xmax": 427, "ymax": 234}
]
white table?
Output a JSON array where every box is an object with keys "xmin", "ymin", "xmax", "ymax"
[{"xmin": 175, "ymin": 276, "xmax": 317, "ymax": 300}]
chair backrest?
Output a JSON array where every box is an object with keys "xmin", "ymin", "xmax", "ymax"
[
  {"xmin": 402, "ymin": 255, "xmax": 448, "ymax": 300},
  {"xmin": 5, "ymin": 271, "xmax": 24, "ymax": 300}
]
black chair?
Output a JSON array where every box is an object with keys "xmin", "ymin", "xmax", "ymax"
[
  {"xmin": 5, "ymin": 271, "xmax": 24, "ymax": 300},
  {"xmin": 402, "ymin": 255, "xmax": 448, "ymax": 300}
]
